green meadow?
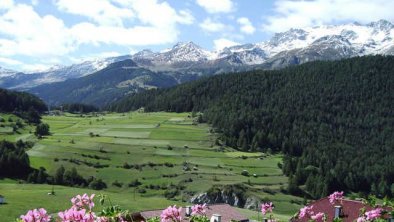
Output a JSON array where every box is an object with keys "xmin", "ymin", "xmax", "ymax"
[{"xmin": 0, "ymin": 112, "xmax": 302, "ymax": 221}]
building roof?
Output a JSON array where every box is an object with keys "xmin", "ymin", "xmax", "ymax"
[
  {"xmin": 134, "ymin": 204, "xmax": 249, "ymax": 222},
  {"xmin": 292, "ymin": 197, "xmax": 392, "ymax": 222}
]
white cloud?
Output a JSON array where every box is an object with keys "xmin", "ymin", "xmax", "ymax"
[
  {"xmin": 199, "ymin": 18, "xmax": 226, "ymax": 32},
  {"xmin": 59, "ymin": 0, "xmax": 194, "ymax": 46},
  {"xmin": 0, "ymin": 57, "xmax": 22, "ymax": 66},
  {"xmin": 0, "ymin": 0, "xmax": 14, "ymax": 10},
  {"xmin": 20, "ymin": 63, "xmax": 52, "ymax": 72},
  {"xmin": 54, "ymin": 0, "xmax": 134, "ymax": 26},
  {"xmin": 0, "ymin": 0, "xmax": 194, "ymax": 70},
  {"xmin": 263, "ymin": 0, "xmax": 394, "ymax": 33},
  {"xmin": 196, "ymin": 0, "xmax": 234, "ymax": 14},
  {"xmin": 0, "ymin": 4, "xmax": 75, "ymax": 57},
  {"xmin": 213, "ymin": 38, "xmax": 239, "ymax": 51},
  {"xmin": 237, "ymin": 17, "xmax": 255, "ymax": 34}
]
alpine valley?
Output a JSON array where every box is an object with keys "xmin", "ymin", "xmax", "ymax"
[{"xmin": 1, "ymin": 20, "xmax": 394, "ymax": 106}]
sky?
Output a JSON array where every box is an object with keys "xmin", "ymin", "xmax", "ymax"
[{"xmin": 1, "ymin": 0, "xmax": 394, "ymax": 71}]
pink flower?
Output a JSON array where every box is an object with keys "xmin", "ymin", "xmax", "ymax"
[
  {"xmin": 20, "ymin": 208, "xmax": 51, "ymax": 222},
  {"xmin": 160, "ymin": 205, "xmax": 182, "ymax": 222},
  {"xmin": 71, "ymin": 193, "xmax": 95, "ymax": 210},
  {"xmin": 58, "ymin": 208, "xmax": 96, "ymax": 222},
  {"xmin": 191, "ymin": 204, "xmax": 207, "ymax": 215},
  {"xmin": 298, "ymin": 206, "xmax": 314, "ymax": 219},
  {"xmin": 365, "ymin": 208, "xmax": 383, "ymax": 221},
  {"xmin": 261, "ymin": 202, "xmax": 274, "ymax": 215},
  {"xmin": 329, "ymin": 191, "xmax": 344, "ymax": 205},
  {"xmin": 96, "ymin": 217, "xmax": 109, "ymax": 222},
  {"xmin": 311, "ymin": 212, "xmax": 325, "ymax": 222},
  {"xmin": 357, "ymin": 217, "xmax": 366, "ymax": 222}
]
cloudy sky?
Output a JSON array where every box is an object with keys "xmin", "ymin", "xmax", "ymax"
[{"xmin": 1, "ymin": 0, "xmax": 394, "ymax": 71}]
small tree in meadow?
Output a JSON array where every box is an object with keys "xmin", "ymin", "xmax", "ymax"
[{"xmin": 35, "ymin": 123, "xmax": 50, "ymax": 137}]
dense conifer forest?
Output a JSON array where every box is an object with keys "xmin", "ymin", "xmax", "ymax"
[
  {"xmin": 0, "ymin": 88, "xmax": 47, "ymax": 113},
  {"xmin": 110, "ymin": 55, "xmax": 394, "ymax": 198},
  {"xmin": 58, "ymin": 103, "xmax": 99, "ymax": 113},
  {"xmin": 0, "ymin": 88, "xmax": 47, "ymax": 124}
]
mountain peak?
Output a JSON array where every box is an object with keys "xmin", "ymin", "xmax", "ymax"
[
  {"xmin": 368, "ymin": 19, "xmax": 393, "ymax": 30},
  {"xmin": 270, "ymin": 28, "xmax": 308, "ymax": 46},
  {"xmin": 172, "ymin": 41, "xmax": 201, "ymax": 50},
  {"xmin": 0, "ymin": 66, "xmax": 18, "ymax": 78}
]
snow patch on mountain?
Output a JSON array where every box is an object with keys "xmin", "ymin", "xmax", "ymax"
[
  {"xmin": 1, "ymin": 20, "xmax": 394, "ymax": 89},
  {"xmin": 0, "ymin": 66, "xmax": 18, "ymax": 78}
]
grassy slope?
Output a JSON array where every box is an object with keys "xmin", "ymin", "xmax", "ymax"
[{"xmin": 0, "ymin": 112, "xmax": 302, "ymax": 221}]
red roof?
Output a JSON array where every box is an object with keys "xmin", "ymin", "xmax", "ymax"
[
  {"xmin": 293, "ymin": 197, "xmax": 391, "ymax": 222},
  {"xmin": 134, "ymin": 204, "xmax": 249, "ymax": 222}
]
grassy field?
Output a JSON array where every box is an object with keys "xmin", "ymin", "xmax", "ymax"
[{"xmin": 0, "ymin": 112, "xmax": 303, "ymax": 221}]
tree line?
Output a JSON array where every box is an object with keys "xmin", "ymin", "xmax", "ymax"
[
  {"xmin": 0, "ymin": 88, "xmax": 47, "ymax": 124},
  {"xmin": 109, "ymin": 55, "xmax": 394, "ymax": 198}
]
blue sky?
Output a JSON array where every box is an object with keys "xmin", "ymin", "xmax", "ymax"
[{"xmin": 1, "ymin": 0, "xmax": 394, "ymax": 71}]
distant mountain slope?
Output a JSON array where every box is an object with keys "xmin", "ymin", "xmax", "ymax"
[
  {"xmin": 2, "ymin": 20, "xmax": 393, "ymax": 90},
  {"xmin": 28, "ymin": 60, "xmax": 178, "ymax": 107},
  {"xmin": 110, "ymin": 55, "xmax": 394, "ymax": 198},
  {"xmin": 0, "ymin": 56, "xmax": 132, "ymax": 90}
]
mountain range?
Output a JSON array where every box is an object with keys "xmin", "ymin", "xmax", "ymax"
[{"xmin": 1, "ymin": 19, "xmax": 393, "ymax": 106}]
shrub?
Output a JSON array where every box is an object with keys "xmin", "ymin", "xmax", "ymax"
[
  {"xmin": 88, "ymin": 178, "xmax": 107, "ymax": 190},
  {"xmin": 128, "ymin": 179, "xmax": 142, "ymax": 187},
  {"xmin": 241, "ymin": 170, "xmax": 249, "ymax": 177},
  {"xmin": 35, "ymin": 123, "xmax": 50, "ymax": 137},
  {"xmin": 112, "ymin": 180, "xmax": 123, "ymax": 188}
]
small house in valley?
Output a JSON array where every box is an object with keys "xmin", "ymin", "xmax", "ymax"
[{"xmin": 133, "ymin": 204, "xmax": 249, "ymax": 222}]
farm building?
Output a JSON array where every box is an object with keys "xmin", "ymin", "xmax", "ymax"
[
  {"xmin": 132, "ymin": 203, "xmax": 249, "ymax": 222},
  {"xmin": 0, "ymin": 195, "xmax": 4, "ymax": 204},
  {"xmin": 291, "ymin": 196, "xmax": 392, "ymax": 222}
]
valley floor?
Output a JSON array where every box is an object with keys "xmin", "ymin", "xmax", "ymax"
[{"xmin": 0, "ymin": 112, "xmax": 302, "ymax": 221}]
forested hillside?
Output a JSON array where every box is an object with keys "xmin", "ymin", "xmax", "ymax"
[
  {"xmin": 0, "ymin": 88, "xmax": 47, "ymax": 124},
  {"xmin": 110, "ymin": 55, "xmax": 394, "ymax": 198},
  {"xmin": 0, "ymin": 88, "xmax": 47, "ymax": 113}
]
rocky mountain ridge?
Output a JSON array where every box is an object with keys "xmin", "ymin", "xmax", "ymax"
[{"xmin": 1, "ymin": 20, "xmax": 393, "ymax": 90}]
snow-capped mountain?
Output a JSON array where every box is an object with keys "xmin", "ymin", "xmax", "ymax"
[
  {"xmin": 132, "ymin": 42, "xmax": 212, "ymax": 66},
  {"xmin": 1, "ymin": 20, "xmax": 394, "ymax": 90},
  {"xmin": 0, "ymin": 66, "xmax": 18, "ymax": 78},
  {"xmin": 130, "ymin": 19, "xmax": 394, "ymax": 68},
  {"xmin": 0, "ymin": 55, "xmax": 132, "ymax": 89}
]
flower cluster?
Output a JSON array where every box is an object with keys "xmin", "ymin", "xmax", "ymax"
[
  {"xmin": 311, "ymin": 212, "xmax": 325, "ymax": 222},
  {"xmin": 365, "ymin": 208, "xmax": 383, "ymax": 220},
  {"xmin": 58, "ymin": 208, "xmax": 96, "ymax": 222},
  {"xmin": 357, "ymin": 208, "xmax": 383, "ymax": 222},
  {"xmin": 160, "ymin": 205, "xmax": 182, "ymax": 222},
  {"xmin": 20, "ymin": 208, "xmax": 51, "ymax": 222},
  {"xmin": 71, "ymin": 194, "xmax": 95, "ymax": 210},
  {"xmin": 19, "ymin": 194, "xmax": 100, "ymax": 222},
  {"xmin": 191, "ymin": 204, "xmax": 207, "ymax": 216},
  {"xmin": 57, "ymin": 193, "xmax": 97, "ymax": 222},
  {"xmin": 298, "ymin": 205, "xmax": 325, "ymax": 222},
  {"xmin": 329, "ymin": 191, "xmax": 344, "ymax": 205},
  {"xmin": 261, "ymin": 202, "xmax": 274, "ymax": 215},
  {"xmin": 298, "ymin": 205, "xmax": 314, "ymax": 219}
]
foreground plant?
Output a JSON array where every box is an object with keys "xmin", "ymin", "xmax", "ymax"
[
  {"xmin": 96, "ymin": 194, "xmax": 131, "ymax": 221},
  {"xmin": 357, "ymin": 195, "xmax": 394, "ymax": 222},
  {"xmin": 160, "ymin": 205, "xmax": 182, "ymax": 222},
  {"xmin": 19, "ymin": 208, "xmax": 51, "ymax": 222},
  {"xmin": 297, "ymin": 202, "xmax": 326, "ymax": 222},
  {"xmin": 190, "ymin": 204, "xmax": 209, "ymax": 222},
  {"xmin": 17, "ymin": 193, "xmax": 130, "ymax": 222},
  {"xmin": 329, "ymin": 191, "xmax": 344, "ymax": 205}
]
